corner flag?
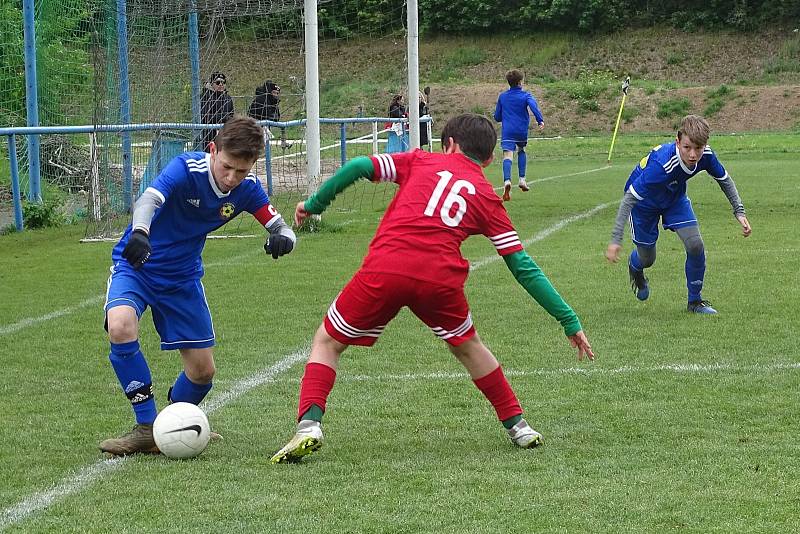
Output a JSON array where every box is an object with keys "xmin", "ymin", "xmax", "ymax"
[{"xmin": 607, "ymin": 76, "xmax": 631, "ymax": 165}]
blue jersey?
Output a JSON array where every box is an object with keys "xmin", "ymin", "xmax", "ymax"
[
  {"xmin": 625, "ymin": 142, "xmax": 727, "ymax": 210},
  {"xmin": 112, "ymin": 152, "xmax": 270, "ymax": 281},
  {"xmin": 493, "ymin": 86, "xmax": 544, "ymax": 143}
]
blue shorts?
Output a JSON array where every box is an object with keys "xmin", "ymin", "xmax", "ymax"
[
  {"xmin": 104, "ymin": 263, "xmax": 215, "ymax": 350},
  {"xmin": 500, "ymin": 139, "xmax": 527, "ymax": 152},
  {"xmin": 630, "ymin": 196, "xmax": 698, "ymax": 247}
]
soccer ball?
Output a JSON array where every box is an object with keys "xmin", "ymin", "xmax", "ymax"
[{"xmin": 153, "ymin": 402, "xmax": 211, "ymax": 459}]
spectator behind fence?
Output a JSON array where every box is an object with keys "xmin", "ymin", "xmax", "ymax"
[
  {"xmin": 198, "ymin": 71, "xmax": 235, "ymax": 152},
  {"xmin": 385, "ymin": 94, "xmax": 407, "ymax": 154},
  {"xmin": 418, "ymin": 90, "xmax": 430, "ymax": 149}
]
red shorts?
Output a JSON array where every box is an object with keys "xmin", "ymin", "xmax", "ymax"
[{"xmin": 324, "ymin": 271, "xmax": 476, "ymax": 347}]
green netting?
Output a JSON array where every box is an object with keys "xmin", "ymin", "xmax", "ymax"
[{"xmin": 0, "ymin": 0, "xmax": 409, "ymax": 237}]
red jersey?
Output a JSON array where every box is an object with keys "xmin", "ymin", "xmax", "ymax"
[{"xmin": 362, "ymin": 149, "xmax": 523, "ymax": 288}]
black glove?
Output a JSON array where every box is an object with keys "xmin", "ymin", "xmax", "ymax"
[
  {"xmin": 264, "ymin": 233, "xmax": 294, "ymax": 259},
  {"xmin": 122, "ymin": 229, "xmax": 152, "ymax": 269}
]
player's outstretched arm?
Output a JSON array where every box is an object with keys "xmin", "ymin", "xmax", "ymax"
[
  {"xmin": 607, "ymin": 190, "xmax": 639, "ymax": 263},
  {"xmin": 295, "ymin": 157, "xmax": 375, "ymax": 226}
]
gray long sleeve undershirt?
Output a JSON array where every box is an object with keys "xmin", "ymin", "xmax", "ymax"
[
  {"xmin": 610, "ymin": 175, "xmax": 746, "ymax": 246},
  {"xmin": 131, "ymin": 188, "xmax": 163, "ymax": 235}
]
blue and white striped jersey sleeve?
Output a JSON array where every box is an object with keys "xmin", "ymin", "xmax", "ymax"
[{"xmin": 702, "ymin": 146, "xmax": 728, "ymax": 180}]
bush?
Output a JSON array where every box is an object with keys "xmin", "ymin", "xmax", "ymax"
[
  {"xmin": 22, "ymin": 199, "xmax": 64, "ymax": 229},
  {"xmin": 656, "ymin": 97, "xmax": 691, "ymax": 119}
]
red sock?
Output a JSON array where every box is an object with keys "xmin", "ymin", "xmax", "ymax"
[
  {"xmin": 297, "ymin": 362, "xmax": 337, "ymax": 421},
  {"xmin": 473, "ymin": 366, "xmax": 522, "ymax": 421}
]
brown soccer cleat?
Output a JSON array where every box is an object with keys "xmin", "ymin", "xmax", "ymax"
[
  {"xmin": 502, "ymin": 181, "xmax": 512, "ymax": 202},
  {"xmin": 99, "ymin": 424, "xmax": 160, "ymax": 457}
]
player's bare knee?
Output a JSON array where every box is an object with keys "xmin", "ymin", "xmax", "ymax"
[
  {"xmin": 191, "ymin": 364, "xmax": 216, "ymax": 384},
  {"xmin": 106, "ymin": 308, "xmax": 138, "ymax": 343}
]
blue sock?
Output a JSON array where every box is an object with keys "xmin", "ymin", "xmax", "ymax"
[
  {"xmin": 517, "ymin": 151, "xmax": 527, "ymax": 178},
  {"xmin": 629, "ymin": 249, "xmax": 644, "ymax": 271},
  {"xmin": 169, "ymin": 371, "xmax": 212, "ymax": 405},
  {"xmin": 109, "ymin": 340, "xmax": 157, "ymax": 425},
  {"xmin": 685, "ymin": 252, "xmax": 706, "ymax": 302},
  {"xmin": 502, "ymin": 159, "xmax": 512, "ymax": 182}
]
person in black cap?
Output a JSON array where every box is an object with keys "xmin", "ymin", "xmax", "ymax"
[{"xmin": 198, "ymin": 71, "xmax": 235, "ymax": 152}]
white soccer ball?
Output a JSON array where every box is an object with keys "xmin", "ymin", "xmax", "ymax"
[{"xmin": 153, "ymin": 402, "xmax": 211, "ymax": 459}]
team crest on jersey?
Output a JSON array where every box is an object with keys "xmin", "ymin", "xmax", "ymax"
[{"xmin": 219, "ymin": 202, "xmax": 235, "ymax": 219}]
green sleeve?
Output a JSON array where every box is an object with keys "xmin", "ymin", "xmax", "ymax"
[
  {"xmin": 503, "ymin": 250, "xmax": 582, "ymax": 336},
  {"xmin": 304, "ymin": 156, "xmax": 375, "ymax": 214}
]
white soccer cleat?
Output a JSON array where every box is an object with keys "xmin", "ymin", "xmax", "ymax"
[
  {"xmin": 502, "ymin": 181, "xmax": 512, "ymax": 202},
  {"xmin": 507, "ymin": 419, "xmax": 543, "ymax": 448},
  {"xmin": 270, "ymin": 420, "xmax": 324, "ymax": 464},
  {"xmin": 518, "ymin": 178, "xmax": 530, "ymax": 192}
]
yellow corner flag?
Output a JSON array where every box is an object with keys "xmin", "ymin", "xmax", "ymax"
[{"xmin": 607, "ymin": 76, "xmax": 631, "ymax": 165}]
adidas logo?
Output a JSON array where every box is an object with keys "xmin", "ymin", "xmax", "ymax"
[{"xmin": 187, "ymin": 198, "xmax": 200, "ymax": 208}]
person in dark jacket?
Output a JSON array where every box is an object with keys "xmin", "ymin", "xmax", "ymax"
[
  {"xmin": 249, "ymin": 80, "xmax": 284, "ymax": 145},
  {"xmin": 199, "ymin": 72, "xmax": 235, "ymax": 152},
  {"xmin": 418, "ymin": 90, "xmax": 430, "ymax": 149}
]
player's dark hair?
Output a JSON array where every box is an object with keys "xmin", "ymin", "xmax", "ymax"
[
  {"xmin": 678, "ymin": 115, "xmax": 710, "ymax": 146},
  {"xmin": 505, "ymin": 69, "xmax": 523, "ymax": 87},
  {"xmin": 214, "ymin": 115, "xmax": 263, "ymax": 161},
  {"xmin": 440, "ymin": 113, "xmax": 497, "ymax": 163}
]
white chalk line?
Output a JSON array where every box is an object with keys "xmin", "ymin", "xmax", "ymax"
[
  {"xmin": 493, "ymin": 164, "xmax": 612, "ymax": 192},
  {"xmin": 0, "ymin": 347, "xmax": 309, "ymax": 530}
]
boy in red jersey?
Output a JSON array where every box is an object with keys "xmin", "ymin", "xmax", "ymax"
[{"xmin": 271, "ymin": 114, "xmax": 593, "ymax": 464}]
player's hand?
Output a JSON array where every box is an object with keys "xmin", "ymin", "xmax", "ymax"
[
  {"xmin": 568, "ymin": 331, "xmax": 594, "ymax": 361},
  {"xmin": 294, "ymin": 201, "xmax": 311, "ymax": 227},
  {"xmin": 122, "ymin": 229, "xmax": 151, "ymax": 270},
  {"xmin": 605, "ymin": 243, "xmax": 622, "ymax": 263},
  {"xmin": 538, "ymin": 122, "xmax": 545, "ymax": 132},
  {"xmin": 265, "ymin": 231, "xmax": 295, "ymax": 259},
  {"xmin": 737, "ymin": 215, "xmax": 752, "ymax": 237}
]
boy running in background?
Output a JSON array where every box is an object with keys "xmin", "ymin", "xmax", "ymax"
[
  {"xmin": 605, "ymin": 114, "xmax": 752, "ymax": 314},
  {"xmin": 493, "ymin": 69, "xmax": 545, "ymax": 201},
  {"xmin": 271, "ymin": 113, "xmax": 593, "ymax": 464}
]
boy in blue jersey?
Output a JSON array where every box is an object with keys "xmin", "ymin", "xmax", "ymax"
[
  {"xmin": 493, "ymin": 69, "xmax": 544, "ymax": 201},
  {"xmin": 99, "ymin": 115, "xmax": 297, "ymax": 456},
  {"xmin": 605, "ymin": 115, "xmax": 752, "ymax": 314}
]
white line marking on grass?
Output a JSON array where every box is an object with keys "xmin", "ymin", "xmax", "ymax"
[
  {"xmin": 0, "ymin": 348, "xmax": 309, "ymax": 531},
  {"xmin": 493, "ymin": 165, "xmax": 611, "ymax": 192},
  {"xmin": 470, "ymin": 201, "xmax": 615, "ymax": 271},
  {"xmin": 0, "ymin": 458, "xmax": 125, "ymax": 529},
  {"xmin": 336, "ymin": 361, "xmax": 800, "ymax": 383},
  {"xmin": 0, "ymin": 296, "xmax": 104, "ymax": 336}
]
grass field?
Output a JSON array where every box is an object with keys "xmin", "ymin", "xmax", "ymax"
[{"xmin": 1, "ymin": 133, "xmax": 799, "ymax": 532}]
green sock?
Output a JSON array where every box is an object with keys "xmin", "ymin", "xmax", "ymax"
[
  {"xmin": 502, "ymin": 415, "xmax": 522, "ymax": 429},
  {"xmin": 300, "ymin": 404, "xmax": 324, "ymax": 422}
]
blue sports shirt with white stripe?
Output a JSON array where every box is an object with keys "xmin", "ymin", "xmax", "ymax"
[
  {"xmin": 625, "ymin": 142, "xmax": 727, "ymax": 210},
  {"xmin": 112, "ymin": 152, "xmax": 269, "ymax": 281}
]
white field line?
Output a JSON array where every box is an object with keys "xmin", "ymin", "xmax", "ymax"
[
  {"xmin": 0, "ymin": 296, "xmax": 105, "ymax": 336},
  {"xmin": 337, "ymin": 361, "xmax": 800, "ymax": 383},
  {"xmin": 0, "ymin": 348, "xmax": 309, "ymax": 530},
  {"xmin": 493, "ymin": 164, "xmax": 611, "ymax": 192},
  {"xmin": 0, "ymin": 187, "xmax": 612, "ymax": 527},
  {"xmin": 470, "ymin": 201, "xmax": 615, "ymax": 271}
]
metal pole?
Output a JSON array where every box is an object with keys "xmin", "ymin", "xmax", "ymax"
[
  {"xmin": 339, "ymin": 123, "xmax": 347, "ymax": 165},
  {"xmin": 117, "ymin": 0, "xmax": 133, "ymax": 210},
  {"xmin": 372, "ymin": 121, "xmax": 379, "ymax": 155},
  {"xmin": 608, "ymin": 76, "xmax": 631, "ymax": 165},
  {"xmin": 7, "ymin": 135, "xmax": 24, "ymax": 231},
  {"xmin": 304, "ymin": 0, "xmax": 321, "ymax": 194},
  {"xmin": 188, "ymin": 5, "xmax": 201, "ymax": 138},
  {"xmin": 22, "ymin": 0, "xmax": 41, "ymax": 202},
  {"xmin": 406, "ymin": 0, "xmax": 420, "ymax": 150}
]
